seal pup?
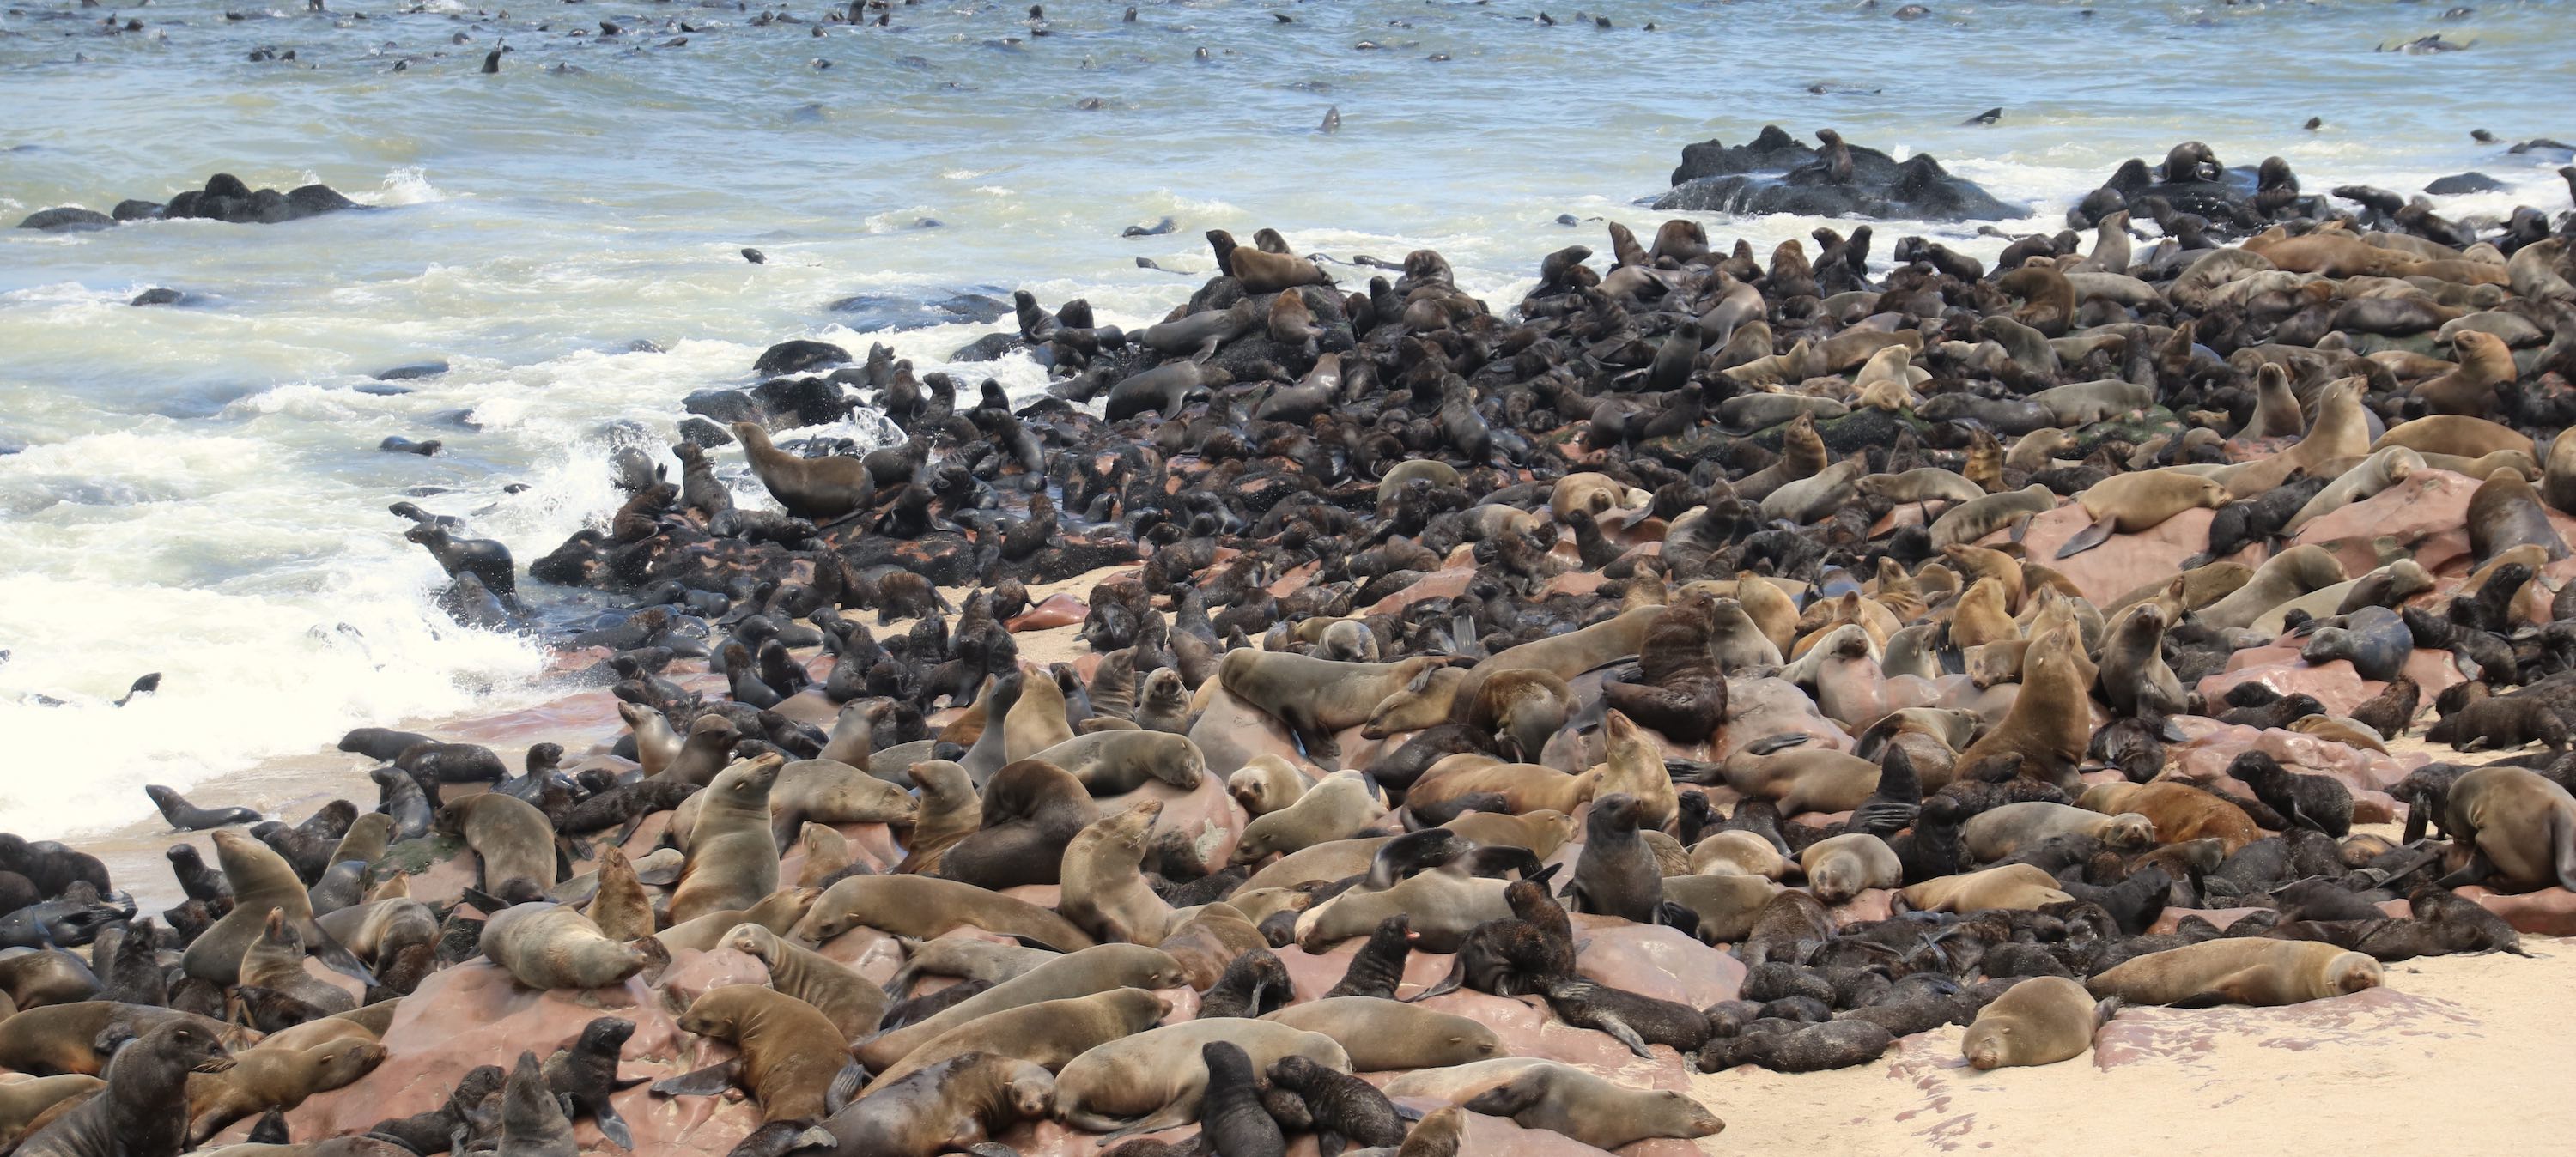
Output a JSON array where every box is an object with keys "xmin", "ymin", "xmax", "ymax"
[{"xmin": 145, "ymin": 787, "xmax": 259, "ymax": 832}]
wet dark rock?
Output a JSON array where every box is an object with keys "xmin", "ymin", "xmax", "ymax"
[
  {"xmin": 162, "ymin": 173, "xmax": 361, "ymax": 224},
  {"xmin": 2423, "ymin": 172, "xmax": 2505, "ymax": 196},
  {"xmin": 129, "ymin": 287, "xmax": 184, "ymax": 306},
  {"xmin": 376, "ymin": 361, "xmax": 452, "ymax": 381},
  {"xmin": 1653, "ymin": 124, "xmax": 2018, "ymax": 222},
  {"xmin": 15, "ymin": 206, "xmax": 115, "ymax": 232},
  {"xmin": 112, "ymin": 199, "xmax": 164, "ymax": 221},
  {"xmin": 752, "ymin": 339, "xmax": 852, "ymax": 376},
  {"xmin": 683, "ymin": 388, "xmax": 762, "ymax": 425},
  {"xmin": 824, "ymin": 290, "xmax": 1011, "ymax": 333},
  {"xmin": 676, "ymin": 416, "xmax": 735, "ymax": 446},
  {"xmin": 948, "ymin": 332, "xmax": 1024, "ymax": 363}
]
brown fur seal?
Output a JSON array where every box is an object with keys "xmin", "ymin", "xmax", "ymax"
[
  {"xmin": 1229, "ymin": 246, "xmax": 1332, "ymax": 294},
  {"xmin": 1661, "ymin": 875, "xmax": 1786, "ymax": 942},
  {"xmin": 1026, "ymin": 730, "xmax": 1208, "ymax": 795},
  {"xmin": 1722, "ymin": 748, "xmax": 1884, "ymax": 817},
  {"xmin": 1592, "ymin": 710, "xmax": 1680, "ymax": 830},
  {"xmin": 791, "ymin": 875, "xmax": 1097, "ymax": 951},
  {"xmin": 854, "ymin": 943, "xmax": 1186, "ymax": 1074},
  {"xmin": 1960, "ymin": 976, "xmax": 2114, "ymax": 1069},
  {"xmin": 1227, "ymin": 754, "xmax": 1310, "ymax": 816},
  {"xmin": 793, "ymin": 1051, "xmax": 1054, "ymax": 1156},
  {"xmin": 1798, "ymin": 833, "xmax": 1902, "ymax": 906},
  {"xmin": 479, "ymin": 903, "xmax": 668, "ymax": 990},
  {"xmin": 2097, "ymin": 603, "xmax": 2185, "ymax": 720},
  {"xmin": 0, "ymin": 1075, "xmax": 102, "ymax": 1151},
  {"xmin": 185, "ymin": 1037, "xmax": 386, "ymax": 1143},
  {"xmin": 936, "ymin": 758, "xmax": 1097, "ymax": 889},
  {"xmin": 866, "ymin": 988, "xmax": 1165, "ymax": 1089},
  {"xmin": 2086, "ymin": 938, "xmax": 2382, "ymax": 1007},
  {"xmin": 2078, "ymin": 782, "xmax": 2257, "ymax": 854},
  {"xmin": 1464, "ymin": 669, "xmax": 1574, "ymax": 762},
  {"xmin": 1004, "ymin": 666, "xmax": 1077, "ymax": 760},
  {"xmin": 1052, "ymin": 1019, "xmax": 1347, "ymax": 1135},
  {"xmin": 0, "ymin": 1004, "xmax": 252, "ymax": 1078},
  {"xmin": 1899, "ymin": 863, "xmax": 2075, "ymax": 913},
  {"xmin": 731, "ymin": 421, "xmax": 873, "ymax": 521},
  {"xmin": 1603, "ymin": 591, "xmax": 1732, "ymax": 746},
  {"xmin": 240, "ymin": 910, "xmax": 355, "ymax": 1015},
  {"xmin": 180, "ymin": 830, "xmax": 368, "ymax": 987},
  {"xmin": 10, "ymin": 1021, "xmax": 234, "ymax": 1157},
  {"xmin": 1260, "ymin": 996, "xmax": 1502, "ymax": 1070},
  {"xmin": 2058, "ymin": 469, "xmax": 2230, "ymax": 558},
  {"xmin": 720, "ymin": 923, "xmax": 885, "ymax": 1044},
  {"xmin": 1233, "ymin": 772, "xmax": 1387, "ymax": 865},
  {"xmin": 769, "ymin": 759, "xmax": 917, "ymax": 838},
  {"xmin": 2466, "ymin": 468, "xmax": 2572, "ymax": 564},
  {"xmin": 434, "ymin": 792, "xmax": 558, "ymax": 901},
  {"xmin": 667, "ymin": 754, "xmax": 784, "ymax": 925},
  {"xmin": 2374, "ymin": 414, "xmax": 2536, "ymax": 462},
  {"xmin": 1368, "ymin": 608, "xmax": 1661, "ymax": 736},
  {"xmin": 1294, "ymin": 857, "xmax": 1510, "ymax": 954},
  {"xmin": 1401, "ymin": 754, "xmax": 1596, "ymax": 817},
  {"xmin": 2435, "ymin": 766, "xmax": 2576, "ymax": 891},
  {"xmin": 1964, "ymin": 802, "xmax": 2155, "ymax": 861},
  {"xmin": 653, "ymin": 887, "xmax": 817, "ymax": 954},
  {"xmin": 585, "ymin": 847, "xmax": 654, "ymax": 941},
  {"xmin": 664, "ymin": 984, "xmax": 854, "ymax": 1133},
  {"xmin": 1952, "ymin": 627, "xmax": 2090, "ymax": 790},
  {"xmin": 1379, "ymin": 1057, "xmax": 1724, "ymax": 1151},
  {"xmin": 893, "ymin": 760, "xmax": 980, "ymax": 875},
  {"xmin": 1220, "ymin": 651, "xmax": 1441, "ymax": 768},
  {"xmin": 1060, "ymin": 799, "xmax": 1178, "ymax": 944}
]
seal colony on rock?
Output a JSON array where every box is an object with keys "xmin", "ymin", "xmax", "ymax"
[{"xmin": 15, "ymin": 114, "xmax": 2576, "ymax": 1157}]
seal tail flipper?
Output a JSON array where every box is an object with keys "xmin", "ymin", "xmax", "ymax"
[
  {"xmin": 651, "ymin": 1059, "xmax": 742, "ymax": 1098},
  {"xmin": 729, "ymin": 1119, "xmax": 824, "ymax": 1157},
  {"xmin": 1406, "ymin": 957, "xmax": 1469, "ymax": 1003},
  {"xmin": 823, "ymin": 1062, "xmax": 868, "ymax": 1117},
  {"xmin": 2092, "ymin": 997, "xmax": 2123, "ymax": 1032},
  {"xmin": 459, "ymin": 887, "xmax": 515, "ymax": 916},
  {"xmin": 2055, "ymin": 513, "xmax": 2117, "ymax": 560},
  {"xmin": 301, "ymin": 918, "xmax": 379, "ymax": 986},
  {"xmin": 1657, "ymin": 900, "xmax": 1701, "ymax": 939},
  {"xmin": 1089, "ymin": 1103, "xmax": 1198, "ymax": 1147},
  {"xmin": 593, "ymin": 1099, "xmax": 635, "ymax": 1149}
]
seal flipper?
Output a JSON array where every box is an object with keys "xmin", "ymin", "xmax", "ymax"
[
  {"xmin": 633, "ymin": 859, "xmax": 683, "ymax": 887},
  {"xmin": 1591, "ymin": 1010, "xmax": 1656, "ymax": 1059},
  {"xmin": 2433, "ymin": 845, "xmax": 2494, "ymax": 890},
  {"xmin": 2055, "ymin": 513, "xmax": 2117, "ymax": 559},
  {"xmin": 651, "ymin": 1059, "xmax": 742, "ymax": 1098},
  {"xmin": 1074, "ymin": 1101, "xmax": 1196, "ymax": 1143},
  {"xmin": 1460, "ymin": 1075, "xmax": 1543, "ymax": 1118},
  {"xmin": 460, "ymin": 886, "xmax": 516, "ymax": 916},
  {"xmin": 303, "ymin": 918, "xmax": 380, "ymax": 985},
  {"xmin": 730, "ymin": 1119, "xmax": 825, "ymax": 1157},
  {"xmin": 592, "ymin": 1097, "xmax": 635, "ymax": 1150},
  {"xmin": 1406, "ymin": 957, "xmax": 1468, "ymax": 1003},
  {"xmin": 2092, "ymin": 997, "xmax": 2122, "ymax": 1031},
  {"xmin": 1744, "ymin": 733, "xmax": 1810, "ymax": 756},
  {"xmin": 823, "ymin": 1062, "xmax": 868, "ymax": 1116},
  {"xmin": 1658, "ymin": 900, "xmax": 1700, "ymax": 938}
]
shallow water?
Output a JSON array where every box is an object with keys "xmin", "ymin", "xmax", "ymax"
[{"xmin": 1, "ymin": 0, "xmax": 2570, "ymax": 839}]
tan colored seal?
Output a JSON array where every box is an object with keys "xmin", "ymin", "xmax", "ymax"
[
  {"xmin": 1060, "ymin": 799, "xmax": 1179, "ymax": 944},
  {"xmin": 720, "ymin": 923, "xmax": 886, "ymax": 1044},
  {"xmin": 673, "ymin": 984, "xmax": 851, "ymax": 1124},
  {"xmin": 731, "ymin": 421, "xmax": 872, "ymax": 520},
  {"xmin": 1960, "ymin": 976, "xmax": 2113, "ymax": 1069},
  {"xmin": 2439, "ymin": 766, "xmax": 2576, "ymax": 890},
  {"xmin": 1798, "ymin": 833, "xmax": 1901, "ymax": 905},
  {"xmin": 667, "ymin": 754, "xmax": 785, "ymax": 926},
  {"xmin": 1260, "ymin": 996, "xmax": 1502, "ymax": 1070},
  {"xmin": 1964, "ymin": 801, "xmax": 2155, "ymax": 861},
  {"xmin": 866, "ymin": 987, "xmax": 1168, "ymax": 1090},
  {"xmin": 1899, "ymin": 863, "xmax": 2075, "ymax": 913},
  {"xmin": 1219, "ymin": 651, "xmax": 1441, "ymax": 768},
  {"xmin": 180, "ymin": 830, "xmax": 343, "ymax": 987},
  {"xmin": 481, "ymin": 902, "xmax": 668, "ymax": 990},
  {"xmin": 1379, "ymin": 1057, "xmax": 1725, "ymax": 1151},
  {"xmin": 1054, "ymin": 1019, "xmax": 1348, "ymax": 1134},
  {"xmin": 434, "ymin": 791, "xmax": 558, "ymax": 900},
  {"xmin": 1232, "ymin": 772, "xmax": 1388, "ymax": 864},
  {"xmin": 2086, "ymin": 938, "xmax": 2382, "ymax": 1007},
  {"xmin": 185, "ymin": 1037, "xmax": 386, "ymax": 1143},
  {"xmin": 856, "ymin": 944, "xmax": 1188, "ymax": 1074}
]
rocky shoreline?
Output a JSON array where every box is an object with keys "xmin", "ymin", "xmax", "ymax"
[{"xmin": 5, "ymin": 131, "xmax": 2576, "ymax": 1157}]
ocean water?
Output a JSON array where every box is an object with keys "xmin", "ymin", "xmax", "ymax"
[{"xmin": 1, "ymin": 0, "xmax": 2569, "ymax": 839}]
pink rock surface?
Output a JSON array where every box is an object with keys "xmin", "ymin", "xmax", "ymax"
[
  {"xmin": 286, "ymin": 959, "xmax": 761, "ymax": 1156},
  {"xmin": 2168, "ymin": 723, "xmax": 2423, "ymax": 794},
  {"xmin": 2457, "ymin": 886, "xmax": 2576, "ymax": 936},
  {"xmin": 2293, "ymin": 470, "xmax": 2477, "ymax": 578},
  {"xmin": 1990, "ymin": 503, "xmax": 2215, "ymax": 605}
]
